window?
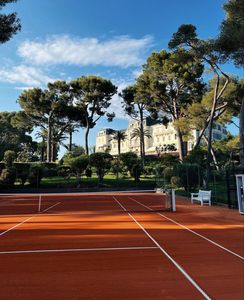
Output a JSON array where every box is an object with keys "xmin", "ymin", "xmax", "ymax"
[{"xmin": 213, "ymin": 133, "xmax": 221, "ymax": 140}]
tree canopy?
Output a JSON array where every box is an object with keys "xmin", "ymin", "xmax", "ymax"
[
  {"xmin": 71, "ymin": 76, "xmax": 117, "ymax": 155},
  {"xmin": 138, "ymin": 48, "xmax": 205, "ymax": 160},
  {"xmin": 216, "ymin": 0, "xmax": 244, "ymax": 67},
  {"xmin": 0, "ymin": 0, "xmax": 21, "ymax": 44}
]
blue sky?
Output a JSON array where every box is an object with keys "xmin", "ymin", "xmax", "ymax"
[{"xmin": 0, "ymin": 0, "xmax": 242, "ymax": 153}]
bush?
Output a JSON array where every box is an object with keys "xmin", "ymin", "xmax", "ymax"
[
  {"xmin": 28, "ymin": 164, "xmax": 43, "ymax": 187},
  {"xmin": 65, "ymin": 155, "xmax": 89, "ymax": 177},
  {"xmin": 85, "ymin": 168, "xmax": 92, "ymax": 178},
  {"xmin": 160, "ymin": 154, "xmax": 179, "ymax": 167},
  {"xmin": 89, "ymin": 152, "xmax": 113, "ymax": 184},
  {"xmin": 57, "ymin": 165, "xmax": 72, "ymax": 179},
  {"xmin": 120, "ymin": 152, "xmax": 138, "ymax": 171},
  {"xmin": 39, "ymin": 162, "xmax": 58, "ymax": 178},
  {"xmin": 43, "ymin": 167, "xmax": 58, "ymax": 178},
  {"xmin": 0, "ymin": 162, "xmax": 5, "ymax": 174},
  {"xmin": 176, "ymin": 163, "xmax": 199, "ymax": 192},
  {"xmin": 163, "ymin": 167, "xmax": 175, "ymax": 183},
  {"xmin": 131, "ymin": 160, "xmax": 143, "ymax": 182},
  {"xmin": 14, "ymin": 162, "xmax": 31, "ymax": 185},
  {"xmin": 171, "ymin": 176, "xmax": 181, "ymax": 188},
  {"xmin": 143, "ymin": 166, "xmax": 155, "ymax": 176},
  {"xmin": 3, "ymin": 150, "xmax": 16, "ymax": 168},
  {"xmin": 111, "ymin": 159, "xmax": 123, "ymax": 178},
  {"xmin": 183, "ymin": 147, "xmax": 206, "ymax": 168},
  {"xmin": 0, "ymin": 167, "xmax": 16, "ymax": 185}
]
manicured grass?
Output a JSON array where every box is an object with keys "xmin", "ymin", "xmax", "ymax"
[{"xmin": 40, "ymin": 173, "xmax": 157, "ymax": 189}]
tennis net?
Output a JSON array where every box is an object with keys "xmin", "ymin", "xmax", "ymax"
[{"xmin": 0, "ymin": 190, "xmax": 176, "ymax": 215}]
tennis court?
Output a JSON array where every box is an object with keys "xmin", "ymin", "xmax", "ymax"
[{"xmin": 0, "ymin": 192, "xmax": 243, "ymax": 300}]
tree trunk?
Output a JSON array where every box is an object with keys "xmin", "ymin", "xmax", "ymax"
[
  {"xmin": 69, "ymin": 128, "xmax": 73, "ymax": 152},
  {"xmin": 240, "ymin": 96, "xmax": 244, "ymax": 168},
  {"xmin": 205, "ymin": 76, "xmax": 219, "ymax": 189},
  {"xmin": 41, "ymin": 138, "xmax": 45, "ymax": 162},
  {"xmin": 85, "ymin": 126, "xmax": 89, "ymax": 155},
  {"xmin": 47, "ymin": 116, "xmax": 52, "ymax": 162},
  {"xmin": 176, "ymin": 129, "xmax": 185, "ymax": 161},
  {"xmin": 118, "ymin": 138, "xmax": 121, "ymax": 156},
  {"xmin": 52, "ymin": 143, "xmax": 57, "ymax": 162},
  {"xmin": 139, "ymin": 109, "xmax": 145, "ymax": 164},
  {"xmin": 203, "ymin": 134, "xmax": 219, "ymax": 171}
]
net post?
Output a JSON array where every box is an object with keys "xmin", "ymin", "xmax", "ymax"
[
  {"xmin": 171, "ymin": 189, "xmax": 176, "ymax": 212},
  {"xmin": 38, "ymin": 194, "xmax": 42, "ymax": 213}
]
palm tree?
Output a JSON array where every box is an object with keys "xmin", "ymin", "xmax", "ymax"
[
  {"xmin": 36, "ymin": 128, "xmax": 67, "ymax": 162},
  {"xmin": 112, "ymin": 130, "xmax": 127, "ymax": 156},
  {"xmin": 131, "ymin": 128, "xmax": 151, "ymax": 162}
]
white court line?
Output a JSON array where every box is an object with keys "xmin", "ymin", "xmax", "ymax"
[
  {"xmin": 129, "ymin": 196, "xmax": 244, "ymax": 261},
  {"xmin": 0, "ymin": 190, "xmax": 154, "ymax": 197},
  {"xmin": 113, "ymin": 196, "xmax": 211, "ymax": 300},
  {"xmin": 0, "ymin": 202, "xmax": 60, "ymax": 237},
  {"xmin": 41, "ymin": 202, "xmax": 61, "ymax": 213},
  {"xmin": 0, "ymin": 246, "xmax": 157, "ymax": 255},
  {"xmin": 0, "ymin": 216, "xmax": 34, "ymax": 236}
]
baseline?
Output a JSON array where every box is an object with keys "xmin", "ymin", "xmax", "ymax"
[{"xmin": 0, "ymin": 246, "xmax": 157, "ymax": 255}]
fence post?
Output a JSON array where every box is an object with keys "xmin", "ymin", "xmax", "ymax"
[{"xmin": 226, "ymin": 169, "xmax": 232, "ymax": 208}]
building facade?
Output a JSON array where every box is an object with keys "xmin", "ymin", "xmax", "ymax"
[{"xmin": 95, "ymin": 118, "xmax": 228, "ymax": 156}]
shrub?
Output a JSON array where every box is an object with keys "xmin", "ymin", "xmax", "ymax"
[
  {"xmin": 160, "ymin": 154, "xmax": 179, "ymax": 167},
  {"xmin": 183, "ymin": 147, "xmax": 206, "ymax": 168},
  {"xmin": 28, "ymin": 164, "xmax": 43, "ymax": 187},
  {"xmin": 14, "ymin": 162, "xmax": 31, "ymax": 185},
  {"xmin": 65, "ymin": 155, "xmax": 89, "ymax": 177},
  {"xmin": 176, "ymin": 163, "xmax": 199, "ymax": 192},
  {"xmin": 0, "ymin": 167, "xmax": 16, "ymax": 185},
  {"xmin": 89, "ymin": 152, "xmax": 113, "ymax": 184},
  {"xmin": 143, "ymin": 166, "xmax": 154, "ymax": 176},
  {"xmin": 111, "ymin": 159, "xmax": 123, "ymax": 178},
  {"xmin": 120, "ymin": 152, "xmax": 144, "ymax": 181},
  {"xmin": 120, "ymin": 152, "xmax": 138, "ymax": 171},
  {"xmin": 171, "ymin": 176, "xmax": 181, "ymax": 188},
  {"xmin": 0, "ymin": 162, "xmax": 5, "ymax": 174},
  {"xmin": 85, "ymin": 168, "xmax": 92, "ymax": 178},
  {"xmin": 163, "ymin": 167, "xmax": 174, "ymax": 183},
  {"xmin": 131, "ymin": 160, "xmax": 143, "ymax": 182},
  {"xmin": 57, "ymin": 165, "xmax": 72, "ymax": 179},
  {"xmin": 3, "ymin": 150, "xmax": 16, "ymax": 167},
  {"xmin": 43, "ymin": 167, "xmax": 58, "ymax": 178}
]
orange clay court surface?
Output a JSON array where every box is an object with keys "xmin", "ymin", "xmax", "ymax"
[{"xmin": 0, "ymin": 192, "xmax": 243, "ymax": 300}]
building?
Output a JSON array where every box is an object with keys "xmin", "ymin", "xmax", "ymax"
[{"xmin": 95, "ymin": 118, "xmax": 228, "ymax": 156}]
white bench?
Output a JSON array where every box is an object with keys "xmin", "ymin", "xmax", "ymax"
[{"xmin": 191, "ymin": 190, "xmax": 211, "ymax": 206}]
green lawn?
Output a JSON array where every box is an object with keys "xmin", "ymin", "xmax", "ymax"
[{"xmin": 38, "ymin": 173, "xmax": 157, "ymax": 189}]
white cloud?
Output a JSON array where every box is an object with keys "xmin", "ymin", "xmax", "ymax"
[
  {"xmin": 18, "ymin": 35, "xmax": 153, "ymax": 68},
  {"xmin": 108, "ymin": 81, "xmax": 131, "ymax": 120},
  {"xmin": 0, "ymin": 65, "xmax": 56, "ymax": 86},
  {"xmin": 131, "ymin": 68, "xmax": 143, "ymax": 79}
]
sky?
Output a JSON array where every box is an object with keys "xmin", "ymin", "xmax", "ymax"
[{"xmin": 0, "ymin": 0, "xmax": 242, "ymax": 154}]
